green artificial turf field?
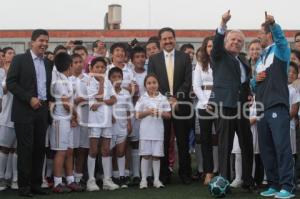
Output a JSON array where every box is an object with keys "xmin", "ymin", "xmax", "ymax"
[{"xmin": 1, "ymin": 178, "xmax": 292, "ymax": 199}]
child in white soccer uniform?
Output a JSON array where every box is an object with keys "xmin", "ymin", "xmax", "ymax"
[
  {"xmin": 0, "ymin": 65, "xmax": 18, "ymax": 190},
  {"xmin": 86, "ymin": 57, "xmax": 119, "ymax": 191},
  {"xmin": 135, "ymin": 74, "xmax": 171, "ymax": 189},
  {"xmin": 288, "ymin": 63, "xmax": 299, "ymax": 156},
  {"xmin": 106, "ymin": 42, "xmax": 136, "ymax": 96},
  {"xmin": 50, "ymin": 52, "xmax": 83, "ymax": 193},
  {"xmin": 69, "ymin": 54, "xmax": 90, "ymax": 184},
  {"xmin": 129, "ymin": 46, "xmax": 147, "ymax": 185},
  {"xmin": 106, "ymin": 43, "xmax": 136, "ymax": 182},
  {"xmin": 109, "ymin": 67, "xmax": 133, "ymax": 188}
]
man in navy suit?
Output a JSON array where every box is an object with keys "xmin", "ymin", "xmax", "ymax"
[
  {"xmin": 7, "ymin": 29, "xmax": 53, "ymax": 197},
  {"xmin": 210, "ymin": 11, "xmax": 254, "ymax": 190}
]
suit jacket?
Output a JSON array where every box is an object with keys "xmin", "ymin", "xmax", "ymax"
[
  {"xmin": 6, "ymin": 49, "xmax": 53, "ymax": 123},
  {"xmin": 210, "ymin": 31, "xmax": 251, "ymax": 108},
  {"xmin": 147, "ymin": 50, "xmax": 192, "ymax": 115}
]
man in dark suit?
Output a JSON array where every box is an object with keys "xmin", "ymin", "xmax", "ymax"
[
  {"xmin": 6, "ymin": 29, "xmax": 53, "ymax": 197},
  {"xmin": 148, "ymin": 27, "xmax": 192, "ymax": 184},
  {"xmin": 210, "ymin": 11, "xmax": 254, "ymax": 189}
]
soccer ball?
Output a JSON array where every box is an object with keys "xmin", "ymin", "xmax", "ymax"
[{"xmin": 208, "ymin": 176, "xmax": 230, "ymax": 198}]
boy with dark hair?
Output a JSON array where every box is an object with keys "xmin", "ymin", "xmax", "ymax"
[
  {"xmin": 129, "ymin": 46, "xmax": 147, "ymax": 185},
  {"xmin": 109, "ymin": 67, "xmax": 133, "ymax": 188},
  {"xmin": 86, "ymin": 57, "xmax": 119, "ymax": 191},
  {"xmin": 69, "ymin": 54, "xmax": 90, "ymax": 185},
  {"xmin": 50, "ymin": 52, "xmax": 84, "ymax": 193},
  {"xmin": 180, "ymin": 43, "xmax": 195, "ymax": 63},
  {"xmin": 73, "ymin": 46, "xmax": 89, "ymax": 73}
]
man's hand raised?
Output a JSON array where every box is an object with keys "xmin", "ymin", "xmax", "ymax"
[
  {"xmin": 221, "ymin": 10, "xmax": 231, "ymax": 26},
  {"xmin": 265, "ymin": 11, "xmax": 275, "ymax": 25}
]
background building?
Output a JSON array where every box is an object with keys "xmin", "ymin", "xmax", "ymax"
[{"xmin": 0, "ymin": 29, "xmax": 298, "ymax": 54}]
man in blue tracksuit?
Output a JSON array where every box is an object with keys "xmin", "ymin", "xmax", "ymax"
[{"xmin": 251, "ymin": 13, "xmax": 295, "ymax": 199}]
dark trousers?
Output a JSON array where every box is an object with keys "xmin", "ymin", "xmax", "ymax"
[
  {"xmin": 198, "ymin": 109, "xmax": 216, "ymax": 173},
  {"xmin": 257, "ymin": 105, "xmax": 295, "ymax": 192},
  {"xmin": 217, "ymin": 107, "xmax": 254, "ymax": 185},
  {"xmin": 15, "ymin": 104, "xmax": 48, "ymax": 189},
  {"xmin": 254, "ymin": 154, "xmax": 264, "ymax": 185},
  {"xmin": 161, "ymin": 117, "xmax": 192, "ymax": 179}
]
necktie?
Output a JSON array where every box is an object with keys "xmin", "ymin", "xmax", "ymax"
[{"xmin": 166, "ymin": 53, "xmax": 174, "ymax": 96}]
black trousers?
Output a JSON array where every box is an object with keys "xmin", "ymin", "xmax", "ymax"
[
  {"xmin": 198, "ymin": 109, "xmax": 217, "ymax": 173},
  {"xmin": 15, "ymin": 104, "xmax": 49, "ymax": 189},
  {"xmin": 161, "ymin": 117, "xmax": 192, "ymax": 179},
  {"xmin": 254, "ymin": 154, "xmax": 264, "ymax": 185},
  {"xmin": 217, "ymin": 107, "xmax": 254, "ymax": 185}
]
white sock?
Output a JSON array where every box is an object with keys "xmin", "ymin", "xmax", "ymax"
[
  {"xmin": 102, "ymin": 156, "xmax": 112, "ymax": 180},
  {"xmin": 54, "ymin": 176, "xmax": 62, "ymax": 187},
  {"xmin": 66, "ymin": 175, "xmax": 74, "ymax": 185},
  {"xmin": 141, "ymin": 158, "xmax": 149, "ymax": 181},
  {"xmin": 74, "ymin": 172, "xmax": 83, "ymax": 183},
  {"xmin": 125, "ymin": 169, "xmax": 130, "ymax": 177},
  {"xmin": 87, "ymin": 156, "xmax": 96, "ymax": 180},
  {"xmin": 4, "ymin": 153, "xmax": 13, "ymax": 180},
  {"xmin": 0, "ymin": 152, "xmax": 8, "ymax": 178},
  {"xmin": 234, "ymin": 154, "xmax": 242, "ymax": 181},
  {"xmin": 12, "ymin": 153, "xmax": 18, "ymax": 182},
  {"xmin": 213, "ymin": 146, "xmax": 219, "ymax": 173},
  {"xmin": 42, "ymin": 156, "xmax": 46, "ymax": 179},
  {"xmin": 46, "ymin": 158, "xmax": 53, "ymax": 177},
  {"xmin": 152, "ymin": 160, "xmax": 160, "ymax": 182},
  {"xmin": 117, "ymin": 156, "xmax": 125, "ymax": 177},
  {"xmin": 131, "ymin": 149, "xmax": 140, "ymax": 178},
  {"xmin": 147, "ymin": 159, "xmax": 152, "ymax": 177},
  {"xmin": 113, "ymin": 171, "xmax": 119, "ymax": 178},
  {"xmin": 195, "ymin": 144, "xmax": 203, "ymax": 173}
]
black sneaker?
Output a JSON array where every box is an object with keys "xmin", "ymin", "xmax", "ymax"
[
  {"xmin": 124, "ymin": 176, "xmax": 130, "ymax": 186},
  {"xmin": 147, "ymin": 176, "xmax": 154, "ymax": 187},
  {"xmin": 112, "ymin": 177, "xmax": 120, "ymax": 185},
  {"xmin": 119, "ymin": 176, "xmax": 128, "ymax": 188},
  {"xmin": 129, "ymin": 177, "xmax": 141, "ymax": 186}
]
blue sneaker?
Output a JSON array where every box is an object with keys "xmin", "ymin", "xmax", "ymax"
[
  {"xmin": 275, "ymin": 190, "xmax": 295, "ymax": 199},
  {"xmin": 260, "ymin": 188, "xmax": 278, "ymax": 197}
]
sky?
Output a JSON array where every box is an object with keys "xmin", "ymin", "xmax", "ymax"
[{"xmin": 0, "ymin": 0, "xmax": 299, "ymax": 30}]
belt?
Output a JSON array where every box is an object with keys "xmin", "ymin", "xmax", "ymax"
[
  {"xmin": 39, "ymin": 100, "xmax": 48, "ymax": 105},
  {"xmin": 201, "ymin": 85, "xmax": 213, "ymax": 90}
]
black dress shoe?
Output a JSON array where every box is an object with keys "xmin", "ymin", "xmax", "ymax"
[
  {"xmin": 160, "ymin": 176, "xmax": 171, "ymax": 185},
  {"xmin": 31, "ymin": 186, "xmax": 50, "ymax": 195},
  {"xmin": 181, "ymin": 176, "xmax": 192, "ymax": 185},
  {"xmin": 241, "ymin": 183, "xmax": 257, "ymax": 193},
  {"xmin": 19, "ymin": 187, "xmax": 34, "ymax": 197}
]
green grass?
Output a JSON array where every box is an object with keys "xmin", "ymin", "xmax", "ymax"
[{"xmin": 0, "ymin": 178, "xmax": 286, "ymax": 199}]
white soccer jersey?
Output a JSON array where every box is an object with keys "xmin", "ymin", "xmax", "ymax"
[
  {"xmin": 51, "ymin": 70, "xmax": 73, "ymax": 119},
  {"xmin": 288, "ymin": 84, "xmax": 300, "ymax": 154},
  {"xmin": 71, "ymin": 73, "xmax": 90, "ymax": 125},
  {"xmin": 87, "ymin": 76, "xmax": 115, "ymax": 128},
  {"xmin": 135, "ymin": 92, "xmax": 171, "ymax": 141},
  {"xmin": 112, "ymin": 88, "xmax": 133, "ymax": 137},
  {"xmin": 0, "ymin": 75, "xmax": 14, "ymax": 128},
  {"xmin": 107, "ymin": 63, "xmax": 135, "ymax": 90},
  {"xmin": 289, "ymin": 84, "xmax": 300, "ymax": 130},
  {"xmin": 133, "ymin": 70, "xmax": 147, "ymax": 98}
]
